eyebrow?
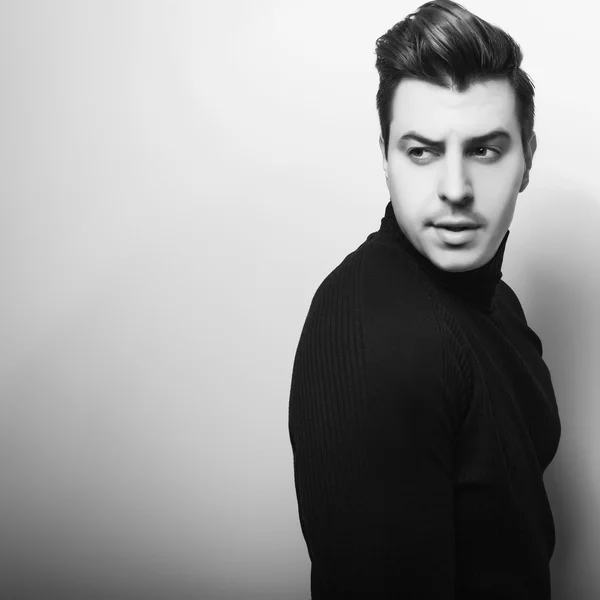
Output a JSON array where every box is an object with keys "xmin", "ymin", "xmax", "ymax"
[{"xmin": 398, "ymin": 128, "xmax": 512, "ymax": 148}]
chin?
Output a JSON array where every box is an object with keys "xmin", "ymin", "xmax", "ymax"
[{"xmin": 427, "ymin": 247, "xmax": 487, "ymax": 273}]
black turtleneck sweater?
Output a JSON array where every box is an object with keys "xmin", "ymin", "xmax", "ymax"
[{"xmin": 288, "ymin": 201, "xmax": 561, "ymax": 599}]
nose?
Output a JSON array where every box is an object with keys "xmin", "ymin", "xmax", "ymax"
[{"xmin": 437, "ymin": 156, "xmax": 473, "ymax": 205}]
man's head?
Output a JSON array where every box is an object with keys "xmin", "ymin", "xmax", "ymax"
[{"xmin": 375, "ymin": 0, "xmax": 537, "ymax": 272}]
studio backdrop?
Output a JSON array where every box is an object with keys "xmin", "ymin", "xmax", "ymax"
[{"xmin": 1, "ymin": 1, "xmax": 599, "ymax": 599}]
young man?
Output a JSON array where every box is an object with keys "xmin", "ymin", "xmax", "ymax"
[{"xmin": 288, "ymin": 1, "xmax": 561, "ymax": 598}]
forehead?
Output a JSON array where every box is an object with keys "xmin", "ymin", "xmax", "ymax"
[{"xmin": 390, "ymin": 78, "xmax": 520, "ymax": 137}]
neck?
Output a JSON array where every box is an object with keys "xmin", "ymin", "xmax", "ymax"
[{"xmin": 378, "ymin": 201, "xmax": 508, "ymax": 314}]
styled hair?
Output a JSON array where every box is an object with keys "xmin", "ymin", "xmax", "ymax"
[{"xmin": 375, "ymin": 0, "xmax": 535, "ymax": 158}]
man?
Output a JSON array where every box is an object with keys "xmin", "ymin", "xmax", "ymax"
[{"xmin": 288, "ymin": 1, "xmax": 561, "ymax": 598}]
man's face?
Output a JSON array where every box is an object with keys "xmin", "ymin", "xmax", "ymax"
[{"xmin": 380, "ymin": 77, "xmax": 536, "ymax": 272}]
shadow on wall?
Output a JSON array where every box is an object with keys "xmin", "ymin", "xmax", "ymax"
[{"xmin": 508, "ymin": 185, "xmax": 600, "ymax": 600}]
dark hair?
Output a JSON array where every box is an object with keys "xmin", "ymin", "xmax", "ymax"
[{"xmin": 375, "ymin": 0, "xmax": 535, "ymax": 158}]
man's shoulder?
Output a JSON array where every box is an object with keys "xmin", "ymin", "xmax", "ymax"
[
  {"xmin": 308, "ymin": 235, "xmax": 439, "ymax": 343},
  {"xmin": 495, "ymin": 279, "xmax": 544, "ymax": 355},
  {"xmin": 496, "ymin": 279, "xmax": 528, "ymax": 322},
  {"xmin": 309, "ymin": 234, "xmax": 434, "ymax": 321},
  {"xmin": 295, "ymin": 235, "xmax": 469, "ymax": 417}
]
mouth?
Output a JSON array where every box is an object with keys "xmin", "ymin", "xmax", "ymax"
[
  {"xmin": 431, "ymin": 222, "xmax": 482, "ymax": 246},
  {"xmin": 435, "ymin": 225, "xmax": 479, "ymax": 232},
  {"xmin": 432, "ymin": 222, "xmax": 481, "ymax": 231}
]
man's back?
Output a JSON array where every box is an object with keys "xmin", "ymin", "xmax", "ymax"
[{"xmin": 289, "ymin": 202, "xmax": 561, "ymax": 598}]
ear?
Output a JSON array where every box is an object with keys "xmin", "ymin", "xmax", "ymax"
[
  {"xmin": 379, "ymin": 135, "xmax": 389, "ymax": 186},
  {"xmin": 519, "ymin": 131, "xmax": 537, "ymax": 193}
]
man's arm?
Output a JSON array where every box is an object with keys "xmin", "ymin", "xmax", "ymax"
[{"xmin": 289, "ymin": 250, "xmax": 462, "ymax": 599}]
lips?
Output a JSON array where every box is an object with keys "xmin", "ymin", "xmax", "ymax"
[
  {"xmin": 433, "ymin": 221, "xmax": 480, "ymax": 231},
  {"xmin": 432, "ymin": 222, "xmax": 481, "ymax": 246}
]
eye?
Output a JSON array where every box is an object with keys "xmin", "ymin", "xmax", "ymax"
[
  {"xmin": 471, "ymin": 146, "xmax": 500, "ymax": 160},
  {"xmin": 407, "ymin": 148, "xmax": 438, "ymax": 164}
]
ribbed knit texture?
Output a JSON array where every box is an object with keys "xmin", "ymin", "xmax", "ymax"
[{"xmin": 289, "ymin": 201, "xmax": 561, "ymax": 599}]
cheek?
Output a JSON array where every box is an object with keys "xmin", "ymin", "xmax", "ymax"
[
  {"xmin": 388, "ymin": 166, "xmax": 433, "ymax": 212},
  {"xmin": 474, "ymin": 158, "xmax": 524, "ymax": 213}
]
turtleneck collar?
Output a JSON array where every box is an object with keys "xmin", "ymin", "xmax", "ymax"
[{"xmin": 378, "ymin": 200, "xmax": 508, "ymax": 314}]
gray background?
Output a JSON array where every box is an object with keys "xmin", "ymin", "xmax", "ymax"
[{"xmin": 1, "ymin": 1, "xmax": 599, "ymax": 598}]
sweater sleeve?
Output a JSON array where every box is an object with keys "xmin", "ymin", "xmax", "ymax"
[{"xmin": 289, "ymin": 247, "xmax": 467, "ymax": 599}]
